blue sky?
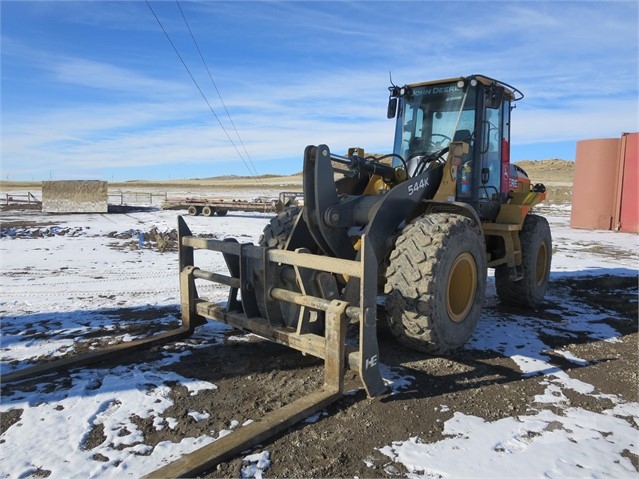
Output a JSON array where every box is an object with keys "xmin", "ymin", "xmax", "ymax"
[{"xmin": 1, "ymin": 1, "xmax": 637, "ymax": 181}]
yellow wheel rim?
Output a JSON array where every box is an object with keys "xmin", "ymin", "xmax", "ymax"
[
  {"xmin": 535, "ymin": 241, "xmax": 549, "ymax": 286},
  {"xmin": 446, "ymin": 252, "xmax": 477, "ymax": 323}
]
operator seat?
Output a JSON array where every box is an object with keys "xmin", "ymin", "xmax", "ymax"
[
  {"xmin": 452, "ymin": 129, "xmax": 472, "ymax": 160},
  {"xmin": 453, "ymin": 129, "xmax": 472, "ymax": 143}
]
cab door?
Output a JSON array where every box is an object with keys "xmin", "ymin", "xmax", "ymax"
[{"xmin": 476, "ymin": 89, "xmax": 510, "ymax": 220}]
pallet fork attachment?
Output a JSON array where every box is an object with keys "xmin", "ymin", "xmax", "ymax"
[{"xmin": 144, "ymin": 216, "xmax": 386, "ymax": 477}]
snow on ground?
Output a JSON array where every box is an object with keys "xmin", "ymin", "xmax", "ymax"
[{"xmin": 1, "ymin": 203, "xmax": 638, "ymax": 478}]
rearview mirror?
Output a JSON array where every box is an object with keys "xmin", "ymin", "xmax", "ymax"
[
  {"xmin": 486, "ymin": 85, "xmax": 505, "ymax": 109},
  {"xmin": 481, "ymin": 167, "xmax": 490, "ymax": 184},
  {"xmin": 387, "ymin": 97, "xmax": 397, "ymax": 119}
]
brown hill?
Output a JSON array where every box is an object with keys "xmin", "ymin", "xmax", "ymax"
[{"xmin": 514, "ymin": 159, "xmax": 574, "ymax": 186}]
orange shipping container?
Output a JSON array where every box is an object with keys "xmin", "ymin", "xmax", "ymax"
[{"xmin": 570, "ymin": 132, "xmax": 638, "ymax": 233}]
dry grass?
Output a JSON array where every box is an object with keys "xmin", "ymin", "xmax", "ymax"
[{"xmin": 516, "ymin": 159, "xmax": 574, "ymax": 187}]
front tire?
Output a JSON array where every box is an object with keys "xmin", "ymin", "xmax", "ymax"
[
  {"xmin": 259, "ymin": 206, "xmax": 301, "ymax": 248},
  {"xmin": 258, "ymin": 206, "xmax": 304, "ymax": 328},
  {"xmin": 384, "ymin": 213, "xmax": 487, "ymax": 354},
  {"xmin": 495, "ymin": 214, "xmax": 552, "ymax": 307}
]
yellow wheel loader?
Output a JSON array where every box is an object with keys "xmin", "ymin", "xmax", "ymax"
[
  {"xmin": 4, "ymin": 75, "xmax": 552, "ymax": 477},
  {"xmin": 233, "ymin": 73, "xmax": 552, "ymax": 356}
]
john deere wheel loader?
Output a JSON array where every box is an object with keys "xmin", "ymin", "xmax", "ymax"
[
  {"xmin": 4, "ymin": 75, "xmax": 552, "ymax": 477},
  {"xmin": 258, "ymin": 74, "xmax": 552, "ymax": 354}
]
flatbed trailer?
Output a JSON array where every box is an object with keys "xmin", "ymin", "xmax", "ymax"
[{"xmin": 162, "ymin": 191, "xmax": 302, "ymax": 216}]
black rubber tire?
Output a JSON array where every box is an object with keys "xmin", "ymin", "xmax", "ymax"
[
  {"xmin": 187, "ymin": 205, "xmax": 198, "ymax": 216},
  {"xmin": 495, "ymin": 214, "xmax": 552, "ymax": 307},
  {"xmin": 258, "ymin": 206, "xmax": 301, "ymax": 247},
  {"xmin": 201, "ymin": 206, "xmax": 213, "ymax": 217},
  {"xmin": 384, "ymin": 213, "xmax": 487, "ymax": 355},
  {"xmin": 258, "ymin": 206, "xmax": 303, "ymax": 328}
]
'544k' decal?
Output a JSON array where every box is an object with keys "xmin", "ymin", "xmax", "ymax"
[{"xmin": 407, "ymin": 177, "xmax": 429, "ymax": 196}]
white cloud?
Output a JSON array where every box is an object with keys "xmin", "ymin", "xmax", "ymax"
[
  {"xmin": 51, "ymin": 58, "xmax": 187, "ymax": 97},
  {"xmin": 514, "ymin": 97, "xmax": 639, "ymax": 144}
]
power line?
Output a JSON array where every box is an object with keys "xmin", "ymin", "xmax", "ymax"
[
  {"xmin": 175, "ymin": 0, "xmax": 261, "ymax": 181},
  {"xmin": 145, "ymin": 0, "xmax": 266, "ymax": 192}
]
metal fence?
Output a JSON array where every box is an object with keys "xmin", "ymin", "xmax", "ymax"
[
  {"xmin": 2, "ymin": 192, "xmax": 41, "ymax": 205},
  {"xmin": 107, "ymin": 191, "xmax": 168, "ymax": 206}
]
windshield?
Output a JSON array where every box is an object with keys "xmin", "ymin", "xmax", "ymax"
[{"xmin": 393, "ymin": 81, "xmax": 476, "ymax": 173}]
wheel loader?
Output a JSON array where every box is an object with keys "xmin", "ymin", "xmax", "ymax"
[
  {"xmin": 4, "ymin": 74, "xmax": 552, "ymax": 477},
  {"xmin": 254, "ymin": 73, "xmax": 552, "ymax": 356}
]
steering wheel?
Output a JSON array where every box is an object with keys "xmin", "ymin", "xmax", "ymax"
[{"xmin": 429, "ymin": 133, "xmax": 452, "ymax": 149}]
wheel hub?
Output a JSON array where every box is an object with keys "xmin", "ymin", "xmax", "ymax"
[
  {"xmin": 446, "ymin": 252, "xmax": 477, "ymax": 323},
  {"xmin": 535, "ymin": 241, "xmax": 549, "ymax": 286}
]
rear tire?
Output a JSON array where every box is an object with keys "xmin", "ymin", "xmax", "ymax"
[
  {"xmin": 187, "ymin": 205, "xmax": 199, "ymax": 216},
  {"xmin": 495, "ymin": 214, "xmax": 552, "ymax": 307},
  {"xmin": 384, "ymin": 213, "xmax": 487, "ymax": 354},
  {"xmin": 216, "ymin": 209, "xmax": 228, "ymax": 216},
  {"xmin": 202, "ymin": 206, "xmax": 213, "ymax": 217}
]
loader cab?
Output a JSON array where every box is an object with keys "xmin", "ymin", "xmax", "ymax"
[{"xmin": 388, "ymin": 75, "xmax": 523, "ymax": 221}]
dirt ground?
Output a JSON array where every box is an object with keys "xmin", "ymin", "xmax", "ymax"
[
  {"xmin": 2, "ymin": 275, "xmax": 635, "ymax": 478},
  {"xmin": 149, "ymin": 277, "xmax": 639, "ymax": 478}
]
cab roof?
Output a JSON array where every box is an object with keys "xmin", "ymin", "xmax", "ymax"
[{"xmin": 406, "ymin": 74, "xmax": 523, "ymax": 101}]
